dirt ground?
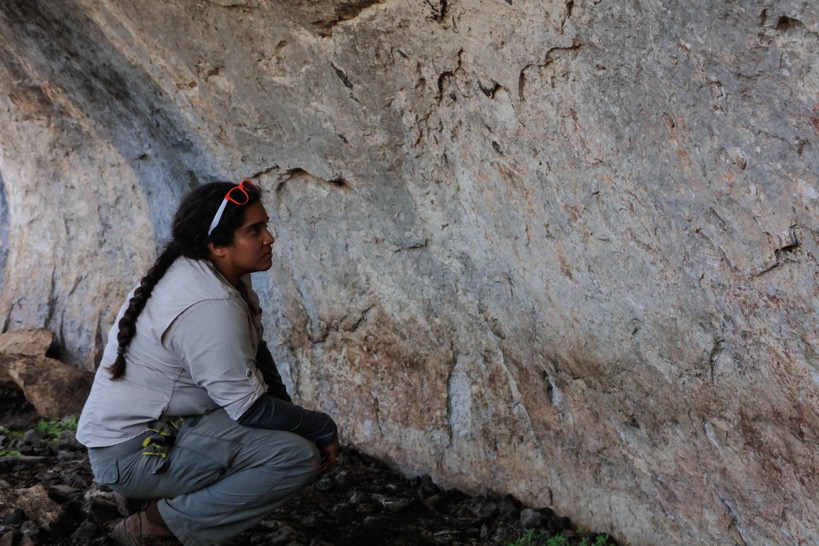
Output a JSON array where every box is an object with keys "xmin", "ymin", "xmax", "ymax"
[{"xmin": 0, "ymin": 383, "xmax": 617, "ymax": 546}]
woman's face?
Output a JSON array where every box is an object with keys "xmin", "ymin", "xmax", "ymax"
[{"xmin": 210, "ymin": 201, "xmax": 274, "ymax": 285}]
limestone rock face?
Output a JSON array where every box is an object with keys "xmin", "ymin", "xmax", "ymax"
[{"xmin": 1, "ymin": 1, "xmax": 817, "ymax": 543}]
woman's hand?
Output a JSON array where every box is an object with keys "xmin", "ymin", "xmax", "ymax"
[{"xmin": 318, "ymin": 439, "xmax": 340, "ymax": 475}]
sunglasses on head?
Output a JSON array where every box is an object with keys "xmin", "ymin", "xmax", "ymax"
[{"xmin": 207, "ymin": 179, "xmax": 258, "ymax": 236}]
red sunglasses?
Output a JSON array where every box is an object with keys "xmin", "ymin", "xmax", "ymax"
[{"xmin": 207, "ymin": 180, "xmax": 258, "ymax": 236}]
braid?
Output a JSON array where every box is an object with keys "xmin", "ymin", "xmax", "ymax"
[{"xmin": 105, "ymin": 244, "xmax": 182, "ymax": 380}]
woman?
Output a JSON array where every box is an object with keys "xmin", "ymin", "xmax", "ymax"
[{"xmin": 77, "ymin": 180, "xmax": 339, "ymax": 546}]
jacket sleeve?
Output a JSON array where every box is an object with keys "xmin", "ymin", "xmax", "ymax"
[
  {"xmin": 238, "ymin": 393, "xmax": 338, "ymax": 447},
  {"xmin": 255, "ymin": 341, "xmax": 292, "ymax": 403}
]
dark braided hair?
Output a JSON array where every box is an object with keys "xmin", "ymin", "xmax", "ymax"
[{"xmin": 106, "ymin": 181, "xmax": 262, "ymax": 380}]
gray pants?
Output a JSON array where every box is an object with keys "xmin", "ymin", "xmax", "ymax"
[{"xmin": 88, "ymin": 409, "xmax": 320, "ymax": 546}]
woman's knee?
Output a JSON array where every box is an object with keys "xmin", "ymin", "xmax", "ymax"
[
  {"xmin": 289, "ymin": 434, "xmax": 321, "ymax": 475},
  {"xmin": 265, "ymin": 433, "xmax": 320, "ymax": 488}
]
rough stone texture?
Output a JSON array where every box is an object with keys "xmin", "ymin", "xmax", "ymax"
[
  {"xmin": 0, "ymin": 1, "xmax": 817, "ymax": 544},
  {"xmin": 0, "ymin": 330, "xmax": 92, "ymax": 419},
  {"xmin": 2, "ymin": 355, "xmax": 92, "ymax": 419},
  {"xmin": 0, "ymin": 329, "xmax": 53, "ymax": 356},
  {"xmin": 1, "ymin": 485, "xmax": 63, "ymax": 528}
]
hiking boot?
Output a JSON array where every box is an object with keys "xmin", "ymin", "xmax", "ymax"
[{"xmin": 111, "ymin": 512, "xmax": 180, "ymax": 546}]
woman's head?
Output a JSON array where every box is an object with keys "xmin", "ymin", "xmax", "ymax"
[{"xmin": 171, "ymin": 180, "xmax": 263, "ymax": 259}]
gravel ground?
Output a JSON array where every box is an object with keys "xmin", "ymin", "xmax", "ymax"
[{"xmin": 0, "ymin": 383, "xmax": 618, "ymax": 546}]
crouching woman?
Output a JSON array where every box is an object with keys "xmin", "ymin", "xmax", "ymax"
[{"xmin": 77, "ymin": 180, "xmax": 339, "ymax": 546}]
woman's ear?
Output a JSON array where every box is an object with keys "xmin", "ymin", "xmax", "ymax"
[{"xmin": 207, "ymin": 242, "xmax": 227, "ymax": 259}]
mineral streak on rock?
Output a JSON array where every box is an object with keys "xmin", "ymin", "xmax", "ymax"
[{"xmin": 0, "ymin": 0, "xmax": 817, "ymax": 544}]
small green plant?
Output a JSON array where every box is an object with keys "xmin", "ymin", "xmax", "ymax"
[
  {"xmin": 545, "ymin": 534, "xmax": 570, "ymax": 546},
  {"xmin": 508, "ymin": 529, "xmax": 543, "ymax": 546},
  {"xmin": 63, "ymin": 416, "xmax": 79, "ymax": 431},
  {"xmin": 508, "ymin": 529, "xmax": 614, "ymax": 546},
  {"xmin": 36, "ymin": 417, "xmax": 78, "ymax": 439},
  {"xmin": 1, "ymin": 426, "xmax": 24, "ymax": 439},
  {"xmin": 580, "ymin": 534, "xmax": 614, "ymax": 546},
  {"xmin": 0, "ymin": 450, "xmax": 22, "ymax": 457}
]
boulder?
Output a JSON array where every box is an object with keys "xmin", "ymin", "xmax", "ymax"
[
  {"xmin": 0, "ymin": 330, "xmax": 53, "ymax": 357},
  {"xmin": 0, "ymin": 330, "xmax": 52, "ymax": 384},
  {"xmin": 0, "ymin": 330, "xmax": 91, "ymax": 419},
  {"xmin": 2, "ymin": 485, "xmax": 62, "ymax": 528},
  {"xmin": 3, "ymin": 356, "xmax": 91, "ymax": 419}
]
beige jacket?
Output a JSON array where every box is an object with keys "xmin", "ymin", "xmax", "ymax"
[{"xmin": 77, "ymin": 257, "xmax": 267, "ymax": 447}]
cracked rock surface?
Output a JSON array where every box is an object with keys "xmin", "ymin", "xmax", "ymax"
[{"xmin": 0, "ymin": 1, "xmax": 817, "ymax": 543}]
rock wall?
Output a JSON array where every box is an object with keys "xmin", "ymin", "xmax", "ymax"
[{"xmin": 1, "ymin": 0, "xmax": 817, "ymax": 543}]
